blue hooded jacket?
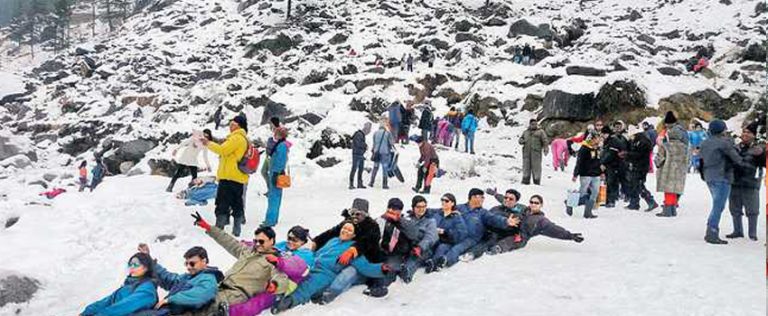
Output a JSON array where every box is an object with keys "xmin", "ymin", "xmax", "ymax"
[
  {"xmin": 276, "ymin": 241, "xmax": 315, "ymax": 269},
  {"xmin": 426, "ymin": 208, "xmax": 468, "ymax": 244},
  {"xmin": 457, "ymin": 203, "xmax": 509, "ymax": 242},
  {"xmin": 461, "ymin": 114, "xmax": 478, "ymax": 134},
  {"xmin": 153, "ymin": 263, "xmax": 223, "ymax": 314},
  {"xmin": 81, "ymin": 277, "xmax": 157, "ymax": 316}
]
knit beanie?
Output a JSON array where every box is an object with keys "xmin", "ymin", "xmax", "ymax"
[{"xmin": 708, "ymin": 119, "xmax": 726, "ymax": 135}]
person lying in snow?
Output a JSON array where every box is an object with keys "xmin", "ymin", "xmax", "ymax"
[
  {"xmin": 175, "ymin": 176, "xmax": 217, "ymax": 206},
  {"xmin": 39, "ymin": 188, "xmax": 66, "ymax": 199},
  {"xmin": 488, "ymin": 194, "xmax": 584, "ymax": 255},
  {"xmin": 137, "ymin": 244, "xmax": 223, "ymax": 315},
  {"xmin": 423, "ymin": 193, "xmax": 468, "ymax": 273},
  {"xmin": 271, "ymin": 221, "xmax": 392, "ymax": 314},
  {"xmin": 80, "ymin": 253, "xmax": 158, "ymax": 316}
]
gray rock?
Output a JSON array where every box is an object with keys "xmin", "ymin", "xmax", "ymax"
[
  {"xmin": 155, "ymin": 234, "xmax": 176, "ymax": 242},
  {"xmin": 453, "ymin": 20, "xmax": 478, "ymax": 32},
  {"xmin": 0, "ymin": 275, "xmax": 40, "ymax": 308},
  {"xmin": 299, "ymin": 113, "xmax": 324, "ymax": 125},
  {"xmin": 148, "ymin": 159, "xmax": 176, "ymax": 177},
  {"xmin": 455, "ymin": 33, "xmax": 483, "ymax": 43},
  {"xmin": 485, "ymin": 17, "xmax": 506, "ymax": 26},
  {"xmin": 657, "ymin": 67, "xmax": 683, "ymax": 76},
  {"xmin": 522, "ymin": 94, "xmax": 544, "ymax": 112},
  {"xmin": 317, "ymin": 157, "xmax": 342, "ymax": 168},
  {"xmin": 328, "ymin": 33, "xmax": 348, "ymax": 45},
  {"xmin": 103, "ymin": 139, "xmax": 157, "ymax": 175},
  {"xmin": 5, "ymin": 216, "xmax": 19, "ymax": 229},
  {"xmin": 196, "ymin": 70, "xmax": 221, "ymax": 81},
  {"xmin": 340, "ymin": 64, "xmax": 358, "ymax": 75},
  {"xmin": 258, "ymin": 2, "xmax": 271, "ymax": 10},
  {"xmin": 119, "ymin": 161, "xmax": 135, "ymax": 174},
  {"xmin": 1, "ymin": 155, "xmax": 32, "ymax": 169},
  {"xmin": 411, "ymin": 38, "xmax": 450, "ymax": 51},
  {"xmin": 302, "ymin": 69, "xmax": 334, "ymax": 85},
  {"xmin": 539, "ymin": 90, "xmax": 596, "ymax": 121},
  {"xmin": 658, "ymin": 30, "xmax": 681, "ymax": 39},
  {"xmin": 244, "ymin": 33, "xmax": 298, "ymax": 57},
  {"xmin": 0, "ymin": 137, "xmax": 24, "ymax": 161},
  {"xmin": 32, "ymin": 59, "xmax": 66, "ymax": 74},
  {"xmin": 261, "ymin": 101, "xmax": 292, "ymax": 126},
  {"xmin": 565, "ymin": 66, "xmax": 606, "ymax": 77},
  {"xmin": 595, "ymin": 80, "xmax": 646, "ymax": 115},
  {"xmin": 742, "ymin": 43, "xmax": 766, "ymax": 63},
  {"xmin": 637, "ymin": 34, "xmax": 656, "ymax": 45},
  {"xmin": 507, "ymin": 19, "xmax": 553, "ymax": 39},
  {"xmin": 42, "ymin": 173, "xmax": 57, "ymax": 182}
]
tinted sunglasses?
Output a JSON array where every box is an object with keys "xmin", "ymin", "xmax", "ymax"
[
  {"xmin": 529, "ymin": 201, "xmax": 541, "ymax": 205},
  {"xmin": 185, "ymin": 260, "xmax": 199, "ymax": 267},
  {"xmin": 128, "ymin": 260, "xmax": 142, "ymax": 269},
  {"xmin": 441, "ymin": 199, "xmax": 451, "ymax": 203},
  {"xmin": 253, "ymin": 239, "xmax": 268, "ymax": 245}
]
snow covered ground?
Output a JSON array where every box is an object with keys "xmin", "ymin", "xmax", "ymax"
[{"xmin": 0, "ymin": 130, "xmax": 764, "ymax": 315}]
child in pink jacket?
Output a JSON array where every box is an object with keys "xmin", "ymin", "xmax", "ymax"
[{"xmin": 550, "ymin": 138, "xmax": 570, "ymax": 171}]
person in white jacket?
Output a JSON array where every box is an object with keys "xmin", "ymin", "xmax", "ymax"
[{"xmin": 166, "ymin": 129, "xmax": 213, "ymax": 192}]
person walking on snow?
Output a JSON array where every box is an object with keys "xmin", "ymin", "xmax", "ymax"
[
  {"xmin": 201, "ymin": 114, "xmax": 249, "ymax": 236},
  {"xmin": 89, "ymin": 156, "xmax": 109, "ymax": 192},
  {"xmin": 700, "ymin": 120, "xmax": 751, "ymax": 244},
  {"xmin": 412, "ymin": 137, "xmax": 439, "ymax": 194},
  {"xmin": 461, "ymin": 109, "xmax": 478, "ymax": 154},
  {"xmin": 447, "ymin": 107, "xmax": 463, "ymax": 150},
  {"xmin": 78, "ymin": 161, "xmax": 88, "ymax": 192},
  {"xmin": 167, "ymin": 129, "xmax": 213, "ymax": 192},
  {"xmin": 519, "ymin": 119, "xmax": 549, "ymax": 185},
  {"xmin": 418, "ymin": 102, "xmax": 434, "ymax": 142},
  {"xmin": 214, "ymin": 105, "xmax": 223, "ymax": 130},
  {"xmin": 655, "ymin": 111, "xmax": 689, "ymax": 218},
  {"xmin": 350, "ymin": 122, "xmax": 372, "ymax": 189},
  {"xmin": 406, "ymin": 54, "xmax": 414, "ymax": 72},
  {"xmin": 262, "ymin": 117, "xmax": 282, "ymax": 192},
  {"xmin": 137, "ymin": 244, "xmax": 223, "ymax": 314},
  {"xmin": 550, "ymin": 137, "xmax": 570, "ymax": 172},
  {"xmin": 369, "ymin": 119, "xmax": 395, "ymax": 189},
  {"xmin": 264, "ymin": 126, "xmax": 289, "ymax": 227},
  {"xmin": 727, "ymin": 123, "xmax": 765, "ymax": 241},
  {"xmin": 601, "ymin": 121, "xmax": 629, "ymax": 208},
  {"xmin": 626, "ymin": 127, "xmax": 659, "ymax": 212}
]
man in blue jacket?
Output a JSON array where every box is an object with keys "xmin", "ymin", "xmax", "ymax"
[
  {"xmin": 349, "ymin": 122, "xmax": 372, "ymax": 190},
  {"xmin": 461, "ymin": 109, "xmax": 478, "ymax": 154},
  {"xmin": 138, "ymin": 244, "xmax": 224, "ymax": 315}
]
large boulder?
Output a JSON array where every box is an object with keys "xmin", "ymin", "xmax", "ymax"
[
  {"xmin": 103, "ymin": 139, "xmax": 158, "ymax": 175},
  {"xmin": 553, "ymin": 18, "xmax": 587, "ymax": 47},
  {"xmin": 0, "ymin": 154, "xmax": 32, "ymax": 169},
  {"xmin": 453, "ymin": 19, "xmax": 479, "ymax": 32},
  {"xmin": 348, "ymin": 96, "xmax": 389, "ymax": 114},
  {"xmin": 148, "ymin": 158, "xmax": 178, "ymax": 177},
  {"xmin": 538, "ymin": 90, "xmax": 596, "ymax": 121},
  {"xmin": 261, "ymin": 100, "xmax": 292, "ymax": 126},
  {"xmin": 522, "ymin": 94, "xmax": 544, "ymax": 111},
  {"xmin": 657, "ymin": 67, "xmax": 682, "ymax": 76},
  {"xmin": 565, "ymin": 66, "xmax": 606, "ymax": 77},
  {"xmin": 328, "ymin": 33, "xmax": 348, "ymax": 45},
  {"xmin": 742, "ymin": 43, "xmax": 766, "ymax": 63},
  {"xmin": 307, "ymin": 128, "xmax": 353, "ymax": 159},
  {"xmin": 302, "ymin": 69, "xmax": 334, "ymax": 85},
  {"xmin": 658, "ymin": 90, "xmax": 752, "ymax": 121},
  {"xmin": 0, "ymin": 275, "xmax": 40, "ymax": 308},
  {"xmin": 0, "ymin": 136, "xmax": 25, "ymax": 161},
  {"xmin": 507, "ymin": 19, "xmax": 553, "ymax": 39},
  {"xmin": 595, "ymin": 81, "xmax": 647, "ymax": 116},
  {"xmin": 455, "ymin": 33, "xmax": 483, "ymax": 43},
  {"xmin": 244, "ymin": 33, "xmax": 298, "ymax": 57}
]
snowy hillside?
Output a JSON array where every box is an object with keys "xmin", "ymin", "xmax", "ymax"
[{"xmin": 0, "ymin": 0, "xmax": 766, "ymax": 314}]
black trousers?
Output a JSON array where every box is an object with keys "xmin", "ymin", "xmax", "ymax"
[
  {"xmin": 627, "ymin": 168, "xmax": 653, "ymax": 207},
  {"xmin": 214, "ymin": 180, "xmax": 245, "ymax": 226},
  {"xmin": 168, "ymin": 164, "xmax": 198, "ymax": 189},
  {"xmin": 605, "ymin": 164, "xmax": 627, "ymax": 203}
]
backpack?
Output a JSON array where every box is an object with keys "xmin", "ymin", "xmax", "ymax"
[{"xmin": 237, "ymin": 135, "xmax": 262, "ymax": 174}]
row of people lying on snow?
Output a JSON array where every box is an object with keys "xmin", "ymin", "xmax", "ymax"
[{"xmin": 79, "ymin": 189, "xmax": 584, "ymax": 316}]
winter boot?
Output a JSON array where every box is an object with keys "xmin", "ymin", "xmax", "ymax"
[
  {"xmin": 363, "ymin": 286, "xmax": 389, "ymax": 298},
  {"xmin": 434, "ymin": 256, "xmax": 447, "ymax": 270},
  {"xmin": 398, "ymin": 264, "xmax": 415, "ymax": 284},
  {"xmin": 420, "ymin": 186, "xmax": 431, "ymax": 194},
  {"xmin": 271, "ymin": 296, "xmax": 295, "ymax": 314},
  {"xmin": 725, "ymin": 215, "xmax": 744, "ymax": 239},
  {"xmin": 655, "ymin": 205, "xmax": 673, "ymax": 217},
  {"xmin": 424, "ymin": 259, "xmax": 437, "ymax": 274},
  {"xmin": 165, "ymin": 182, "xmax": 175, "ymax": 193},
  {"xmin": 670, "ymin": 205, "xmax": 678, "ymax": 217},
  {"xmin": 644, "ymin": 200, "xmax": 659, "ymax": 213},
  {"xmin": 486, "ymin": 245, "xmax": 503, "ymax": 256},
  {"xmin": 349, "ymin": 183, "xmax": 355, "ymax": 190},
  {"xmin": 747, "ymin": 215, "xmax": 758, "ymax": 241},
  {"xmin": 704, "ymin": 227, "xmax": 728, "ymax": 245},
  {"xmin": 583, "ymin": 203, "xmax": 598, "ymax": 219}
]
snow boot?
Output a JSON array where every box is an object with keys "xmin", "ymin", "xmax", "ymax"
[
  {"xmin": 747, "ymin": 215, "xmax": 758, "ymax": 241},
  {"xmin": 644, "ymin": 200, "xmax": 659, "ymax": 213},
  {"xmin": 656, "ymin": 206, "xmax": 673, "ymax": 217},
  {"xmin": 398, "ymin": 264, "xmax": 415, "ymax": 284},
  {"xmin": 349, "ymin": 183, "xmax": 355, "ymax": 190},
  {"xmin": 363, "ymin": 286, "xmax": 389, "ymax": 298},
  {"xmin": 486, "ymin": 245, "xmax": 503, "ymax": 256},
  {"xmin": 165, "ymin": 183, "xmax": 174, "ymax": 193},
  {"xmin": 704, "ymin": 227, "xmax": 728, "ymax": 245},
  {"xmin": 725, "ymin": 215, "xmax": 744, "ymax": 239},
  {"xmin": 583, "ymin": 203, "xmax": 597, "ymax": 219},
  {"xmin": 271, "ymin": 296, "xmax": 295, "ymax": 314},
  {"xmin": 420, "ymin": 186, "xmax": 431, "ymax": 194},
  {"xmin": 670, "ymin": 205, "xmax": 678, "ymax": 217},
  {"xmin": 411, "ymin": 186, "xmax": 420, "ymax": 193},
  {"xmin": 357, "ymin": 183, "xmax": 366, "ymax": 189}
]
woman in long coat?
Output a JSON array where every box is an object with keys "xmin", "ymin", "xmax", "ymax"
[{"xmin": 655, "ymin": 111, "xmax": 689, "ymax": 217}]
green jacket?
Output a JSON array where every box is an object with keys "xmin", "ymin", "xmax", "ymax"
[{"xmin": 207, "ymin": 227, "xmax": 293, "ymax": 304}]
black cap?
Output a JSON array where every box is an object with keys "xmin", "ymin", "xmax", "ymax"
[
  {"xmin": 387, "ymin": 198, "xmax": 404, "ymax": 211},
  {"xmin": 468, "ymin": 188, "xmax": 484, "ymax": 199}
]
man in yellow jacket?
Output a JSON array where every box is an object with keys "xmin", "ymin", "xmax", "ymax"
[{"xmin": 202, "ymin": 114, "xmax": 249, "ymax": 236}]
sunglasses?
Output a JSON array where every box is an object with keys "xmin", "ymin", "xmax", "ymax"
[
  {"xmin": 441, "ymin": 199, "xmax": 451, "ymax": 203},
  {"xmin": 529, "ymin": 201, "xmax": 541, "ymax": 205},
  {"xmin": 253, "ymin": 239, "xmax": 268, "ymax": 245},
  {"xmin": 128, "ymin": 261, "xmax": 142, "ymax": 269},
  {"xmin": 185, "ymin": 260, "xmax": 199, "ymax": 267}
]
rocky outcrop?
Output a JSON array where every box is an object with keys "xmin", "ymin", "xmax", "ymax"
[
  {"xmin": 0, "ymin": 275, "xmax": 40, "ymax": 308},
  {"xmin": 507, "ymin": 19, "xmax": 553, "ymax": 39},
  {"xmin": 244, "ymin": 33, "xmax": 299, "ymax": 57},
  {"xmin": 595, "ymin": 81, "xmax": 647, "ymax": 115},
  {"xmin": 539, "ymin": 90, "xmax": 596, "ymax": 121},
  {"xmin": 102, "ymin": 139, "xmax": 158, "ymax": 175},
  {"xmin": 658, "ymin": 90, "xmax": 752, "ymax": 121}
]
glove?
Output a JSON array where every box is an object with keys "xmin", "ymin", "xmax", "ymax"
[
  {"xmin": 572, "ymin": 233, "xmax": 584, "ymax": 243},
  {"xmin": 411, "ymin": 246, "xmax": 422, "ymax": 258},
  {"xmin": 338, "ymin": 247, "xmax": 358, "ymax": 265},
  {"xmin": 265, "ymin": 281, "xmax": 278, "ymax": 293},
  {"xmin": 191, "ymin": 211, "xmax": 211, "ymax": 232},
  {"xmin": 485, "ymin": 187, "xmax": 497, "ymax": 196},
  {"xmin": 265, "ymin": 254, "xmax": 279, "ymax": 266},
  {"xmin": 381, "ymin": 263, "xmax": 393, "ymax": 273}
]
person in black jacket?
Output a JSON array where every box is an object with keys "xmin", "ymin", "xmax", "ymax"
[
  {"xmin": 399, "ymin": 103, "xmax": 415, "ymax": 144},
  {"xmin": 313, "ymin": 198, "xmax": 386, "ymax": 303},
  {"xmin": 727, "ymin": 123, "xmax": 765, "ymax": 240},
  {"xmin": 569, "ymin": 133, "xmax": 603, "ymax": 218},
  {"xmin": 490, "ymin": 194, "xmax": 583, "ymax": 254},
  {"xmin": 349, "ymin": 122, "xmax": 372, "ymax": 190},
  {"xmin": 601, "ymin": 121, "xmax": 629, "ymax": 208},
  {"xmin": 419, "ymin": 103, "xmax": 434, "ymax": 143},
  {"xmin": 626, "ymin": 130, "xmax": 659, "ymax": 212}
]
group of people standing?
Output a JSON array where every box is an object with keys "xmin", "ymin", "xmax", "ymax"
[
  {"xmin": 81, "ymin": 186, "xmax": 583, "ymax": 316},
  {"xmin": 511, "ymin": 43, "xmax": 537, "ymax": 65}
]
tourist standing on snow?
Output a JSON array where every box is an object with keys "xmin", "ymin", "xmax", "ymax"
[
  {"xmin": 214, "ymin": 105, "xmax": 223, "ymax": 130},
  {"xmin": 89, "ymin": 156, "xmax": 108, "ymax": 192},
  {"xmin": 727, "ymin": 123, "xmax": 765, "ymax": 241},
  {"xmin": 700, "ymin": 120, "xmax": 751, "ymax": 244},
  {"xmin": 447, "ymin": 107, "xmax": 463, "ymax": 150},
  {"xmin": 78, "ymin": 161, "xmax": 88, "ymax": 192},
  {"xmin": 189, "ymin": 216, "xmax": 294, "ymax": 314},
  {"xmin": 490, "ymin": 195, "xmax": 583, "ymax": 255},
  {"xmin": 688, "ymin": 122, "xmax": 708, "ymax": 173},
  {"xmin": 418, "ymin": 101, "xmax": 434, "ymax": 142},
  {"xmin": 387, "ymin": 101, "xmax": 402, "ymax": 138},
  {"xmin": 406, "ymin": 54, "xmax": 414, "ymax": 72},
  {"xmin": 655, "ymin": 111, "xmax": 689, "ymax": 218},
  {"xmin": 601, "ymin": 121, "xmax": 629, "ymax": 208},
  {"xmin": 137, "ymin": 244, "xmax": 223, "ymax": 314},
  {"xmin": 265, "ymin": 126, "xmax": 289, "ymax": 227},
  {"xmin": 519, "ymin": 118, "xmax": 549, "ymax": 185},
  {"xmin": 568, "ymin": 131, "xmax": 602, "ymax": 219},
  {"xmin": 80, "ymin": 253, "xmax": 158, "ymax": 315},
  {"xmin": 369, "ymin": 118, "xmax": 395, "ymax": 189},
  {"xmin": 626, "ymin": 127, "xmax": 658, "ymax": 212},
  {"xmin": 642, "ymin": 121, "xmax": 658, "ymax": 173},
  {"xmin": 262, "ymin": 117, "xmax": 281, "ymax": 191},
  {"xmin": 350, "ymin": 122, "xmax": 372, "ymax": 190},
  {"xmin": 522, "ymin": 43, "xmax": 532, "ymax": 64},
  {"xmin": 412, "ymin": 137, "xmax": 439, "ymax": 194},
  {"xmin": 461, "ymin": 109, "xmax": 478, "ymax": 154},
  {"xmin": 399, "ymin": 102, "xmax": 415, "ymax": 144},
  {"xmin": 167, "ymin": 129, "xmax": 213, "ymax": 192},
  {"xmin": 550, "ymin": 137, "xmax": 570, "ymax": 172},
  {"xmin": 202, "ymin": 114, "xmax": 249, "ymax": 236}
]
